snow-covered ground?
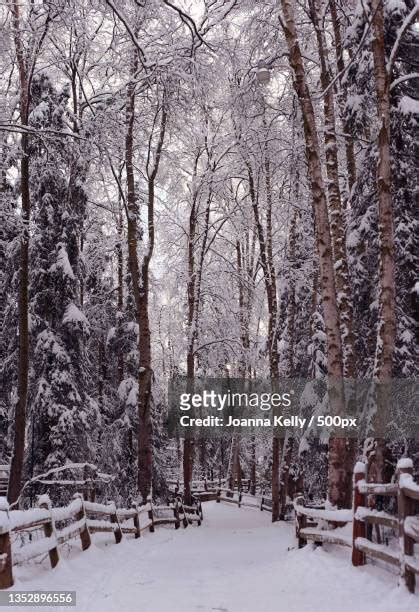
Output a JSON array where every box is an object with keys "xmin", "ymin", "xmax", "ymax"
[{"xmin": 10, "ymin": 502, "xmax": 418, "ymax": 612}]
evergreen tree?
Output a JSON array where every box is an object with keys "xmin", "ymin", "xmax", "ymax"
[
  {"xmin": 345, "ymin": 0, "xmax": 418, "ymax": 379},
  {"xmin": 28, "ymin": 74, "xmax": 98, "ymax": 476}
]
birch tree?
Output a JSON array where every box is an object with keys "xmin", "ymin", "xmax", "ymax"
[{"xmin": 279, "ymin": 0, "xmax": 353, "ymax": 508}]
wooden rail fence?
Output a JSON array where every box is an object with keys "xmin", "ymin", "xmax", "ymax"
[
  {"xmin": 0, "ymin": 494, "xmax": 202, "ymax": 589},
  {"xmin": 216, "ymin": 488, "xmax": 278, "ymax": 514},
  {"xmin": 295, "ymin": 458, "xmax": 419, "ymax": 594},
  {"xmin": 1, "ymin": 460, "xmax": 417, "ymax": 593},
  {"xmin": 168, "ymin": 478, "xmax": 256, "ymax": 498}
]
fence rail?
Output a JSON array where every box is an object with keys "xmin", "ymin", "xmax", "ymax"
[
  {"xmin": 215, "ymin": 488, "xmax": 284, "ymax": 515},
  {"xmin": 0, "ymin": 493, "xmax": 202, "ymax": 589},
  {"xmin": 296, "ymin": 458, "xmax": 419, "ymax": 594},
  {"xmin": 168, "ymin": 478, "xmax": 259, "ymax": 496},
  {"xmin": 1, "ymin": 460, "xmax": 417, "ymax": 593}
]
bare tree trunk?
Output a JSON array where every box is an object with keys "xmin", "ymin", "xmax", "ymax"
[
  {"xmin": 137, "ymin": 103, "xmax": 167, "ymax": 502},
  {"xmin": 183, "ymin": 344, "xmax": 195, "ymax": 505},
  {"xmin": 280, "ymin": 0, "xmax": 351, "ymax": 508},
  {"xmin": 116, "ymin": 201, "xmax": 124, "ymax": 384},
  {"xmin": 279, "ymin": 435, "xmax": 294, "ymax": 519},
  {"xmin": 98, "ymin": 335, "xmax": 106, "ymax": 410},
  {"xmin": 125, "ymin": 49, "xmax": 141, "ymax": 317},
  {"xmin": 183, "ymin": 153, "xmax": 200, "ymax": 506},
  {"xmin": 236, "ymin": 240, "xmax": 251, "ymax": 377},
  {"xmin": 8, "ymin": 1, "xmax": 30, "ymax": 505},
  {"xmin": 309, "ymin": 0, "xmax": 359, "ymax": 498},
  {"xmin": 309, "ymin": 0, "xmax": 356, "ymax": 379},
  {"xmin": 227, "ymin": 435, "xmax": 239, "ymax": 489},
  {"xmin": 265, "ymin": 133, "xmax": 282, "ymax": 522},
  {"xmin": 235, "ymin": 441, "xmax": 242, "ymax": 490},
  {"xmin": 237, "ymin": 235, "xmax": 256, "ymax": 493},
  {"xmin": 369, "ymin": 0, "xmax": 396, "ymax": 485},
  {"xmin": 183, "ymin": 151, "xmax": 213, "ymax": 504},
  {"xmin": 246, "ymin": 159, "xmax": 281, "ymax": 519},
  {"xmin": 136, "ymin": 266, "xmax": 153, "ymax": 503},
  {"xmin": 123, "ymin": 45, "xmax": 163, "ymax": 503},
  {"xmin": 250, "ymin": 436, "xmax": 256, "ymax": 494},
  {"xmin": 329, "ymin": 0, "xmax": 357, "ymax": 193},
  {"xmin": 286, "ymin": 209, "xmax": 298, "ymax": 375},
  {"xmin": 234, "ymin": 238, "xmax": 256, "ymax": 490},
  {"xmin": 279, "ymin": 210, "xmax": 298, "ymax": 517},
  {"xmin": 124, "ymin": 50, "xmax": 142, "ymax": 501},
  {"xmin": 371, "ymin": 0, "xmax": 395, "ymax": 381},
  {"xmin": 187, "ymin": 181, "xmax": 212, "ymax": 497}
]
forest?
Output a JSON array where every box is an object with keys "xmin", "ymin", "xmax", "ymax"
[{"xmin": 0, "ymin": 0, "xmax": 418, "ymax": 522}]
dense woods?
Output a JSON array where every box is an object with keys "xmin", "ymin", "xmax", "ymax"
[{"xmin": 0, "ymin": 0, "xmax": 417, "ymax": 513}]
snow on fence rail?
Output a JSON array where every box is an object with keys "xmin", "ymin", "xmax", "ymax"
[
  {"xmin": 294, "ymin": 497, "xmax": 353, "ymax": 549},
  {"xmin": 215, "ymin": 488, "xmax": 276, "ymax": 514},
  {"xmin": 295, "ymin": 459, "xmax": 419, "ymax": 594},
  {"xmin": 0, "ymin": 493, "xmax": 202, "ymax": 589},
  {"xmin": 168, "ymin": 477, "xmax": 256, "ymax": 497},
  {"xmin": 168, "ymin": 478, "xmax": 228, "ymax": 495}
]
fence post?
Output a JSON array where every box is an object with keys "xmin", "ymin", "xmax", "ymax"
[
  {"xmin": 132, "ymin": 503, "xmax": 141, "ymax": 539},
  {"xmin": 181, "ymin": 501, "xmax": 188, "ymax": 528},
  {"xmin": 173, "ymin": 501, "xmax": 180, "ymax": 529},
  {"xmin": 0, "ymin": 498, "xmax": 13, "ymax": 589},
  {"xmin": 397, "ymin": 458, "xmax": 415, "ymax": 594},
  {"xmin": 110, "ymin": 505, "xmax": 122, "ymax": 544},
  {"xmin": 352, "ymin": 462, "xmax": 366, "ymax": 566},
  {"xmin": 148, "ymin": 503, "xmax": 155, "ymax": 533},
  {"xmin": 74, "ymin": 493, "xmax": 91, "ymax": 551},
  {"xmin": 238, "ymin": 489, "xmax": 242, "ymax": 508},
  {"xmin": 294, "ymin": 495, "xmax": 306, "ymax": 549},
  {"xmin": 38, "ymin": 495, "xmax": 59, "ymax": 569},
  {"xmin": 250, "ymin": 479, "xmax": 256, "ymax": 496}
]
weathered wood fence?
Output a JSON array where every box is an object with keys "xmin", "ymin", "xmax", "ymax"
[
  {"xmin": 215, "ymin": 488, "xmax": 270, "ymax": 511},
  {"xmin": 1, "ymin": 460, "xmax": 417, "ymax": 593},
  {"xmin": 168, "ymin": 478, "xmax": 256, "ymax": 498},
  {"xmin": 0, "ymin": 494, "xmax": 202, "ymax": 589},
  {"xmin": 295, "ymin": 459, "xmax": 419, "ymax": 593}
]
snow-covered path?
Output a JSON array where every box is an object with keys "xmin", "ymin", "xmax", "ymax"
[{"xmin": 11, "ymin": 502, "xmax": 417, "ymax": 612}]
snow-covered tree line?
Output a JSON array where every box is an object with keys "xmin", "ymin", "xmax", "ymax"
[{"xmin": 0, "ymin": 0, "xmax": 417, "ymax": 511}]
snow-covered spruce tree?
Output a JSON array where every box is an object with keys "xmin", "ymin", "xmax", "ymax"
[
  {"xmin": 27, "ymin": 74, "xmax": 98, "ymax": 480},
  {"xmin": 345, "ymin": 0, "xmax": 418, "ymax": 379},
  {"xmin": 101, "ymin": 272, "xmax": 139, "ymax": 503},
  {"xmin": 343, "ymin": 0, "xmax": 417, "ymax": 386},
  {"xmin": 278, "ymin": 196, "xmax": 315, "ymax": 379},
  {"xmin": 279, "ymin": 0, "xmax": 354, "ymax": 508},
  {"xmin": 386, "ymin": 2, "xmax": 418, "ymax": 379},
  {"xmin": 277, "ymin": 153, "xmax": 319, "ymax": 510},
  {"xmin": 344, "ymin": 0, "xmax": 418, "ymax": 478}
]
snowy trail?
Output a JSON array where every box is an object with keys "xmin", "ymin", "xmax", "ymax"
[{"xmin": 11, "ymin": 502, "xmax": 417, "ymax": 612}]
